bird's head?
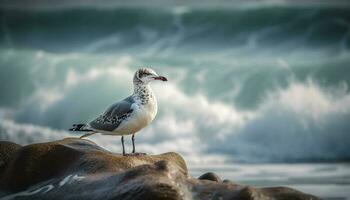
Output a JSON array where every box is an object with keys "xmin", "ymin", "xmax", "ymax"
[{"xmin": 133, "ymin": 68, "xmax": 167, "ymax": 84}]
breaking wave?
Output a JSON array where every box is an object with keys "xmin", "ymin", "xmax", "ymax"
[
  {"xmin": 0, "ymin": 52, "xmax": 349, "ymax": 164},
  {"xmin": 0, "ymin": 4, "xmax": 350, "ymax": 164}
]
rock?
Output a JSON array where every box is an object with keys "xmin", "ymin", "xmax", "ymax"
[
  {"xmin": 198, "ymin": 172, "xmax": 222, "ymax": 182},
  {"xmin": 0, "ymin": 138, "xmax": 320, "ymax": 200},
  {"xmin": 223, "ymin": 179, "xmax": 234, "ymax": 184},
  {"xmin": 0, "ymin": 141, "xmax": 21, "ymax": 176},
  {"xmin": 0, "ymin": 138, "xmax": 186, "ymax": 192}
]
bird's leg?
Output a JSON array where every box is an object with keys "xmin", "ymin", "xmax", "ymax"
[
  {"xmin": 131, "ymin": 134, "xmax": 146, "ymax": 156},
  {"xmin": 132, "ymin": 134, "xmax": 135, "ymax": 154},
  {"xmin": 121, "ymin": 136, "xmax": 125, "ymax": 156}
]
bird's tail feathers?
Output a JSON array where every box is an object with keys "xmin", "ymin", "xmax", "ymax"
[{"xmin": 69, "ymin": 124, "xmax": 93, "ymax": 132}]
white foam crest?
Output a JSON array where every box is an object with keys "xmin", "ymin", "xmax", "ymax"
[
  {"xmin": 263, "ymin": 80, "xmax": 350, "ymax": 124},
  {"xmin": 229, "ymin": 80, "xmax": 350, "ymax": 162},
  {"xmin": 4, "ymin": 60, "xmax": 350, "ymax": 163},
  {"xmin": 263, "ymin": 80, "xmax": 332, "ymax": 119},
  {"xmin": 153, "ymin": 82, "xmax": 255, "ymax": 138},
  {"xmin": 14, "ymin": 56, "xmax": 135, "ymax": 127},
  {"xmin": 64, "ymin": 59, "xmax": 133, "ymax": 89},
  {"xmin": 0, "ymin": 119, "xmax": 71, "ymax": 145}
]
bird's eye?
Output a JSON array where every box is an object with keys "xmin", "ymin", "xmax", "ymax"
[{"xmin": 139, "ymin": 71, "xmax": 152, "ymax": 78}]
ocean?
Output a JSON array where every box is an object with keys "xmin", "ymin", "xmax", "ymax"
[{"xmin": 0, "ymin": 1, "xmax": 350, "ymax": 199}]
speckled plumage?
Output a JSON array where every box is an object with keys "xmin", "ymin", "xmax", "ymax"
[
  {"xmin": 86, "ymin": 68, "xmax": 161, "ymax": 135},
  {"xmin": 70, "ymin": 68, "xmax": 167, "ymax": 155}
]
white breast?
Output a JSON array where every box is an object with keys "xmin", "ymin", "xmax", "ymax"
[{"xmin": 112, "ymin": 98, "xmax": 157, "ymax": 135}]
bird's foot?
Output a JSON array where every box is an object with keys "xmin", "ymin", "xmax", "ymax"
[{"xmin": 133, "ymin": 152, "xmax": 147, "ymax": 156}]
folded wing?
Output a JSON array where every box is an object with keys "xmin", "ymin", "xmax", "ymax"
[{"xmin": 89, "ymin": 96, "xmax": 135, "ymax": 132}]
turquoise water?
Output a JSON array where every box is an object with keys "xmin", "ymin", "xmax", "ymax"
[{"xmin": 0, "ymin": 1, "xmax": 350, "ymax": 198}]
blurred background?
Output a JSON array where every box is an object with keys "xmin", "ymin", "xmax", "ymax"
[{"xmin": 0, "ymin": 0, "xmax": 350, "ymax": 199}]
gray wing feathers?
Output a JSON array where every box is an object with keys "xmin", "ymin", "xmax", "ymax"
[
  {"xmin": 104, "ymin": 96, "xmax": 134, "ymax": 117},
  {"xmin": 89, "ymin": 96, "xmax": 135, "ymax": 132}
]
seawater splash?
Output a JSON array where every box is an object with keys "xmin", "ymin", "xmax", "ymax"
[
  {"xmin": 0, "ymin": 119, "xmax": 71, "ymax": 144},
  {"xmin": 0, "ymin": 59, "xmax": 349, "ymax": 163},
  {"xmin": 0, "ymin": 5, "xmax": 349, "ymax": 164}
]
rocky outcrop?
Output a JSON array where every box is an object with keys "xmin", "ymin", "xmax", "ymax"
[
  {"xmin": 0, "ymin": 141, "xmax": 22, "ymax": 176},
  {"xmin": 0, "ymin": 138, "xmax": 319, "ymax": 200}
]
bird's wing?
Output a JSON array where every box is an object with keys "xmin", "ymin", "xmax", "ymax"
[{"xmin": 89, "ymin": 96, "xmax": 135, "ymax": 132}]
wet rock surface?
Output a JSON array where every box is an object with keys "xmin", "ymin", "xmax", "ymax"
[
  {"xmin": 198, "ymin": 172, "xmax": 222, "ymax": 182},
  {"xmin": 0, "ymin": 138, "xmax": 320, "ymax": 200}
]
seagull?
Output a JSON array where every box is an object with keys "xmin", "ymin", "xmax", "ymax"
[{"xmin": 69, "ymin": 68, "xmax": 167, "ymax": 155}]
